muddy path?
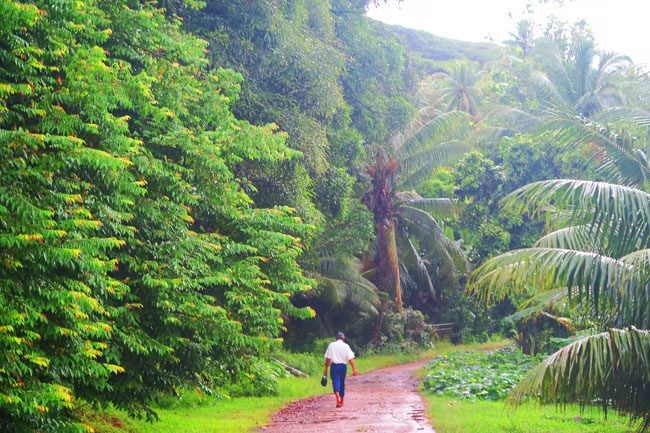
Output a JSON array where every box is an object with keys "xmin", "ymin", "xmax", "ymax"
[{"xmin": 260, "ymin": 359, "xmax": 435, "ymax": 433}]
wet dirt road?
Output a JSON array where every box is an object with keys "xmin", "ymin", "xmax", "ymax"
[{"xmin": 260, "ymin": 359, "xmax": 436, "ymax": 433}]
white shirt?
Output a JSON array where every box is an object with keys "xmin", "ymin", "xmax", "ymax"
[{"xmin": 324, "ymin": 339, "xmax": 355, "ymax": 364}]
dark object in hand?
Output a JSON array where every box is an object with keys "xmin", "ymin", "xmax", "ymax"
[{"xmin": 320, "ymin": 374, "xmax": 328, "ymax": 386}]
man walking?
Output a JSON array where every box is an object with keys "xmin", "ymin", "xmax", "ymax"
[{"xmin": 323, "ymin": 331, "xmax": 357, "ymax": 408}]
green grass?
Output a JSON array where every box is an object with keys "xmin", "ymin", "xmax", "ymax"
[
  {"xmin": 85, "ymin": 376, "xmax": 327, "ymax": 433},
  {"xmin": 424, "ymin": 395, "xmax": 633, "ymax": 433}
]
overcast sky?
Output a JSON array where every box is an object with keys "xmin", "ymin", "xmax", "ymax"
[{"xmin": 367, "ymin": 0, "xmax": 650, "ymax": 67}]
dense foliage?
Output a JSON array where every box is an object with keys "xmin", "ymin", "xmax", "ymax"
[
  {"xmin": 0, "ymin": 0, "xmax": 315, "ymax": 429},
  {"xmin": 2, "ymin": 0, "xmax": 649, "ymax": 430}
]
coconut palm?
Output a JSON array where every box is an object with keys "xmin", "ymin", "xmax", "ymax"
[
  {"xmin": 431, "ymin": 61, "xmax": 484, "ymax": 121},
  {"xmin": 531, "ymin": 35, "xmax": 632, "ymax": 118},
  {"xmin": 361, "ymin": 110, "xmax": 470, "ymax": 313},
  {"xmin": 469, "ymin": 113, "xmax": 650, "ymax": 430}
]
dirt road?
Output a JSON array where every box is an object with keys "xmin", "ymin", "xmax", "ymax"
[{"xmin": 260, "ymin": 359, "xmax": 435, "ymax": 433}]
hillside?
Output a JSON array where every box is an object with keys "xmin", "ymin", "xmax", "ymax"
[{"xmin": 371, "ymin": 21, "xmax": 503, "ymax": 71}]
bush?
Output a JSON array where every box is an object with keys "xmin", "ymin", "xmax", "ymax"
[
  {"xmin": 272, "ymin": 351, "xmax": 322, "ymax": 376},
  {"xmin": 226, "ymin": 360, "xmax": 287, "ymax": 397},
  {"xmin": 373, "ymin": 307, "xmax": 437, "ymax": 351}
]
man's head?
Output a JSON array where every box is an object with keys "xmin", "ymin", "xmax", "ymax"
[{"xmin": 336, "ymin": 331, "xmax": 345, "ymax": 341}]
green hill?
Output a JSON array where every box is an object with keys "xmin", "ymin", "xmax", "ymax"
[{"xmin": 371, "ymin": 21, "xmax": 503, "ymax": 71}]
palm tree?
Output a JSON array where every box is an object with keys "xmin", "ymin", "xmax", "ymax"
[
  {"xmin": 469, "ymin": 113, "xmax": 650, "ymax": 430},
  {"xmin": 361, "ymin": 110, "xmax": 470, "ymax": 314},
  {"xmin": 431, "ymin": 61, "xmax": 484, "ymax": 121},
  {"xmin": 505, "ymin": 19, "xmax": 535, "ymax": 58},
  {"xmin": 531, "ymin": 35, "xmax": 632, "ymax": 118}
]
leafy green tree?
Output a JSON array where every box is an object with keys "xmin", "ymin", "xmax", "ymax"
[
  {"xmin": 335, "ymin": 6, "xmax": 416, "ymax": 144},
  {"xmin": 181, "ymin": 0, "xmax": 421, "ymax": 348},
  {"xmin": 0, "ymin": 1, "xmax": 144, "ymax": 430},
  {"xmin": 96, "ymin": 0, "xmax": 316, "ymax": 415},
  {"xmin": 0, "ymin": 0, "xmax": 316, "ymax": 429}
]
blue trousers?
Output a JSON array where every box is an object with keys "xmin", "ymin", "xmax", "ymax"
[{"xmin": 330, "ymin": 363, "xmax": 347, "ymax": 397}]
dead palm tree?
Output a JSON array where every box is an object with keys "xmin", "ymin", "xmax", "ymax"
[{"xmin": 362, "ymin": 110, "xmax": 470, "ymax": 314}]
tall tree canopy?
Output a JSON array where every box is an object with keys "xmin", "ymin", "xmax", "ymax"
[{"xmin": 0, "ymin": 0, "xmax": 315, "ymax": 429}]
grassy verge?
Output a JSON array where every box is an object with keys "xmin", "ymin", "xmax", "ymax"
[
  {"xmin": 85, "ymin": 375, "xmax": 327, "ymax": 433},
  {"xmin": 424, "ymin": 396, "xmax": 632, "ymax": 433}
]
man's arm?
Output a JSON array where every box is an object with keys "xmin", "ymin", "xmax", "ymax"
[
  {"xmin": 323, "ymin": 358, "xmax": 331, "ymax": 375},
  {"xmin": 349, "ymin": 358, "xmax": 357, "ymax": 376}
]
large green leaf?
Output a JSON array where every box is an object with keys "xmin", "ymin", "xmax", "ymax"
[
  {"xmin": 509, "ymin": 327, "xmax": 650, "ymax": 433},
  {"xmin": 503, "ymin": 180, "xmax": 650, "ymax": 251},
  {"xmin": 316, "ymin": 257, "xmax": 381, "ymax": 314},
  {"xmin": 470, "ymin": 246, "xmax": 648, "ymax": 327}
]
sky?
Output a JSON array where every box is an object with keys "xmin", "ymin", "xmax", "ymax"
[{"xmin": 367, "ymin": 0, "xmax": 650, "ymax": 67}]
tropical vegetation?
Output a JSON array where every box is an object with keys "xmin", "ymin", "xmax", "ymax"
[{"xmin": 1, "ymin": 0, "xmax": 649, "ymax": 431}]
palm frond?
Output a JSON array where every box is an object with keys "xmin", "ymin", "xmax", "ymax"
[
  {"xmin": 483, "ymin": 105, "xmax": 545, "ymax": 133},
  {"xmin": 540, "ymin": 109, "xmax": 649, "ymax": 186},
  {"xmin": 398, "ymin": 205, "xmax": 468, "ymax": 277},
  {"xmin": 503, "ymin": 180, "xmax": 650, "ymax": 248},
  {"xmin": 530, "ymin": 70, "xmax": 568, "ymax": 108},
  {"xmin": 518, "ymin": 287, "xmax": 570, "ymax": 311},
  {"xmin": 504, "ymin": 288, "xmax": 570, "ymax": 324},
  {"xmin": 316, "ymin": 257, "xmax": 381, "ymax": 314},
  {"xmin": 395, "ymin": 192, "xmax": 456, "ymax": 217},
  {"xmin": 600, "ymin": 107, "xmax": 650, "ymax": 128},
  {"xmin": 397, "ymin": 139, "xmax": 469, "ymax": 189},
  {"xmin": 509, "ymin": 327, "xmax": 650, "ymax": 433},
  {"xmin": 394, "ymin": 110, "xmax": 469, "ymax": 161},
  {"xmin": 534, "ymin": 222, "xmax": 646, "ymax": 259},
  {"xmin": 534, "ymin": 225, "xmax": 600, "ymax": 252},
  {"xmin": 470, "ymin": 247, "xmax": 633, "ymax": 313},
  {"xmin": 621, "ymin": 249, "xmax": 650, "ymax": 267},
  {"xmin": 395, "ymin": 228, "xmax": 436, "ymax": 297},
  {"xmin": 619, "ymin": 249, "xmax": 650, "ymax": 328}
]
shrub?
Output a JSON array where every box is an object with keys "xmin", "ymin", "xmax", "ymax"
[{"xmin": 272, "ymin": 351, "xmax": 322, "ymax": 376}]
